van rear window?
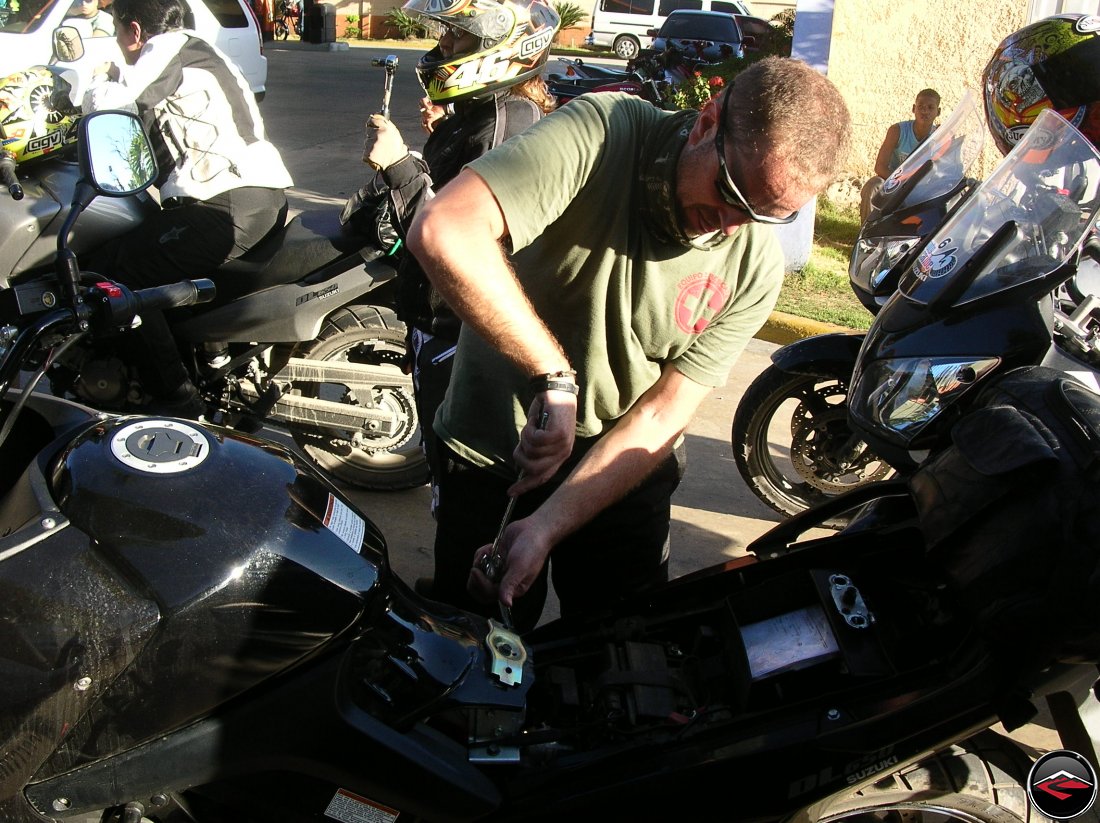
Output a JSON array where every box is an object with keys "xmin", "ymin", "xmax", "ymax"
[{"xmin": 202, "ymin": 0, "xmax": 248, "ymax": 28}]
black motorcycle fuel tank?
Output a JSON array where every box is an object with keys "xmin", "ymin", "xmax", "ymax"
[{"xmin": 37, "ymin": 416, "xmax": 388, "ymax": 770}]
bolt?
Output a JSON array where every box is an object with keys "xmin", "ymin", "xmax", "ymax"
[
  {"xmin": 150, "ymin": 794, "xmax": 168, "ymax": 807},
  {"xmin": 41, "ymin": 517, "xmax": 57, "ymax": 530},
  {"xmin": 826, "ymin": 708, "xmax": 840, "ymax": 721},
  {"xmin": 52, "ymin": 798, "xmax": 71, "ymax": 811},
  {"xmin": 493, "ymin": 726, "xmax": 504, "ymax": 737},
  {"xmin": 75, "ymin": 677, "xmax": 92, "ymax": 691}
]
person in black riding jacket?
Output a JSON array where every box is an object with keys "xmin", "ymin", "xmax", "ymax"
[
  {"xmin": 82, "ymin": 0, "xmax": 292, "ymax": 416},
  {"xmin": 344, "ymin": 0, "xmax": 560, "ymax": 519}
]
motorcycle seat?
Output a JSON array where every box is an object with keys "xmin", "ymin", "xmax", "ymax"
[{"xmin": 207, "ymin": 208, "xmax": 368, "ymax": 303}]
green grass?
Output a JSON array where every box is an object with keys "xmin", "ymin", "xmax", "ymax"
[{"xmin": 775, "ymin": 199, "xmax": 874, "ymax": 330}]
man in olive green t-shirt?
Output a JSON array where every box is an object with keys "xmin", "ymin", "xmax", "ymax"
[{"xmin": 408, "ymin": 57, "xmax": 851, "ymax": 630}]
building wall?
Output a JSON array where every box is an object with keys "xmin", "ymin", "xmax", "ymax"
[{"xmin": 826, "ymin": 0, "xmax": 1027, "ymax": 195}]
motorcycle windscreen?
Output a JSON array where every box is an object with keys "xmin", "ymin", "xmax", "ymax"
[
  {"xmin": 899, "ymin": 109, "xmax": 1100, "ymax": 308},
  {"xmin": 877, "ymin": 89, "xmax": 986, "ymax": 213}
]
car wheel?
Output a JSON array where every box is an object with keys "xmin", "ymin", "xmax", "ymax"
[{"xmin": 613, "ymin": 35, "xmax": 640, "ymax": 60}]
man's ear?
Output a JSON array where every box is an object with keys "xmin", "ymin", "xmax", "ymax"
[{"xmin": 686, "ymin": 94, "xmax": 722, "ymax": 146}]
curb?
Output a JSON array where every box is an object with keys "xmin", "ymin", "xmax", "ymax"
[{"xmin": 756, "ymin": 310, "xmax": 852, "ymax": 347}]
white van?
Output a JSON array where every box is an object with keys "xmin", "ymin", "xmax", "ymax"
[
  {"xmin": 586, "ymin": 0, "xmax": 753, "ymax": 60},
  {"xmin": 0, "ymin": 0, "xmax": 268, "ymax": 100}
]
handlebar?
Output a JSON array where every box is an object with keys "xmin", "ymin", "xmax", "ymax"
[
  {"xmin": 88, "ymin": 278, "xmax": 215, "ymax": 328},
  {"xmin": 1, "ymin": 153, "xmax": 24, "ymax": 201},
  {"xmin": 133, "ymin": 278, "xmax": 216, "ymax": 314}
]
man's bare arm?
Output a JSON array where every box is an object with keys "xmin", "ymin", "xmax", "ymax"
[
  {"xmin": 407, "ymin": 166, "xmax": 578, "ymax": 483},
  {"xmin": 471, "ymin": 365, "xmax": 713, "ymax": 606},
  {"xmin": 407, "ymin": 168, "xmax": 571, "ymax": 377}
]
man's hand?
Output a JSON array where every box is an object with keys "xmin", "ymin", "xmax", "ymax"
[
  {"xmin": 93, "ymin": 61, "xmax": 120, "ymax": 82},
  {"xmin": 363, "ymin": 113, "xmax": 408, "ymax": 171},
  {"xmin": 467, "ymin": 517, "xmax": 553, "ymax": 607},
  {"xmin": 420, "ymin": 96, "xmax": 446, "ymax": 134},
  {"xmin": 511, "ymin": 392, "xmax": 576, "ymax": 495}
]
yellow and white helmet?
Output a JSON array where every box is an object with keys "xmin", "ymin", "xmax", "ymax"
[
  {"xmin": 0, "ymin": 66, "xmax": 79, "ymax": 164},
  {"xmin": 406, "ymin": 0, "xmax": 559, "ymax": 104}
]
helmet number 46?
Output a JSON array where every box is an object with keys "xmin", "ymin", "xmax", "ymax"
[{"xmin": 448, "ymin": 53, "xmax": 521, "ymax": 89}]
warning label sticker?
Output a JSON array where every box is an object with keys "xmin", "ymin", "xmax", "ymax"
[
  {"xmin": 324, "ymin": 788, "xmax": 399, "ymax": 823},
  {"xmin": 323, "ymin": 494, "xmax": 366, "ymax": 554}
]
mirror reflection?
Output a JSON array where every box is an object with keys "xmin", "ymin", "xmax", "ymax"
[{"xmin": 84, "ymin": 111, "xmax": 157, "ymax": 195}]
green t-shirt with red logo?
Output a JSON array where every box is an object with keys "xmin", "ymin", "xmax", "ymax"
[{"xmin": 434, "ymin": 92, "xmax": 784, "ymax": 472}]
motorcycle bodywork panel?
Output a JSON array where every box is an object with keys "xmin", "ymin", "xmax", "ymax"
[
  {"xmin": 0, "ymin": 160, "xmax": 154, "ymax": 285},
  {"xmin": 0, "ymin": 410, "xmax": 383, "ymax": 806}
]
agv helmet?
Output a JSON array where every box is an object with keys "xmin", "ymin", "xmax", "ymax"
[
  {"xmin": 983, "ymin": 13, "xmax": 1100, "ymax": 155},
  {"xmin": 405, "ymin": 0, "xmax": 560, "ymax": 104},
  {"xmin": 0, "ymin": 66, "xmax": 79, "ymax": 164}
]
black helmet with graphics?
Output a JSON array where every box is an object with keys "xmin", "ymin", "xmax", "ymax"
[
  {"xmin": 405, "ymin": 0, "xmax": 559, "ymax": 104},
  {"xmin": 0, "ymin": 66, "xmax": 79, "ymax": 164},
  {"xmin": 983, "ymin": 13, "xmax": 1100, "ymax": 155}
]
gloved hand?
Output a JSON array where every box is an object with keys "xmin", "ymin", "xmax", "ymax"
[{"xmin": 363, "ymin": 113, "xmax": 408, "ymax": 171}]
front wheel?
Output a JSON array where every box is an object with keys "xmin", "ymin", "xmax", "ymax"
[
  {"xmin": 290, "ymin": 306, "xmax": 429, "ymax": 491},
  {"xmin": 274, "ymin": 18, "xmax": 289, "ymax": 39},
  {"xmin": 731, "ymin": 364, "xmax": 894, "ymax": 527}
]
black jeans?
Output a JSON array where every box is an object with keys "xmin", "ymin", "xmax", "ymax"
[
  {"xmin": 431, "ymin": 440, "xmax": 683, "ymax": 632},
  {"xmin": 106, "ymin": 186, "xmax": 287, "ymax": 397}
]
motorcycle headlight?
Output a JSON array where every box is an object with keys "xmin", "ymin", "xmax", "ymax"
[
  {"xmin": 851, "ymin": 356, "xmax": 1000, "ymax": 446},
  {"xmin": 850, "ymin": 236, "xmax": 918, "ymax": 296}
]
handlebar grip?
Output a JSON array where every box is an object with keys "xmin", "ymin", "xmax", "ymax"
[
  {"xmin": 133, "ymin": 279, "xmax": 216, "ymax": 313},
  {"xmin": 0, "ymin": 154, "xmax": 24, "ymax": 202}
]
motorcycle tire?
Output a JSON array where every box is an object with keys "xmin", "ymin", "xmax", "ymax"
[
  {"xmin": 290, "ymin": 305, "xmax": 429, "ymax": 491},
  {"xmin": 817, "ymin": 731, "xmax": 1050, "ymax": 823},
  {"xmin": 731, "ymin": 364, "xmax": 894, "ymax": 529}
]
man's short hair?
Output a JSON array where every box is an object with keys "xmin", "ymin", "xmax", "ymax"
[
  {"xmin": 916, "ymin": 88, "xmax": 942, "ymax": 105},
  {"xmin": 724, "ymin": 57, "xmax": 852, "ymax": 191}
]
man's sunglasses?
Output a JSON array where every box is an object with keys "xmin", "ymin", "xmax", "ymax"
[{"xmin": 713, "ymin": 89, "xmax": 799, "ymax": 225}]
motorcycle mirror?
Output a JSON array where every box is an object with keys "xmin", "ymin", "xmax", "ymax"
[
  {"xmin": 53, "ymin": 26, "xmax": 84, "ymax": 63},
  {"xmin": 78, "ymin": 111, "xmax": 158, "ymax": 198}
]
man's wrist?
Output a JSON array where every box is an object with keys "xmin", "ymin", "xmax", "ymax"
[{"xmin": 529, "ymin": 369, "xmax": 578, "ymax": 395}]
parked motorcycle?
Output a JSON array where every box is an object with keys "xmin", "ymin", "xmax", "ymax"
[
  {"xmin": 847, "ymin": 108, "xmax": 1100, "ymax": 472},
  {"xmin": 729, "ymin": 93, "xmax": 1092, "ymax": 525},
  {"xmin": 1, "ymin": 108, "xmax": 1099, "ymax": 823},
  {"xmin": 0, "ymin": 63, "xmax": 428, "ymax": 491},
  {"xmin": 547, "ymin": 49, "xmax": 704, "ymax": 107}
]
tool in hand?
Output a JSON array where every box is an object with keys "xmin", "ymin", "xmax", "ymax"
[
  {"xmin": 478, "ymin": 409, "xmax": 550, "ymax": 628},
  {"xmin": 371, "ymin": 54, "xmax": 398, "ymax": 120}
]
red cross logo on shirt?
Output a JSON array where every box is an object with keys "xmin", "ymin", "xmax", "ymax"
[{"xmin": 675, "ymin": 273, "xmax": 730, "ymax": 334}]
